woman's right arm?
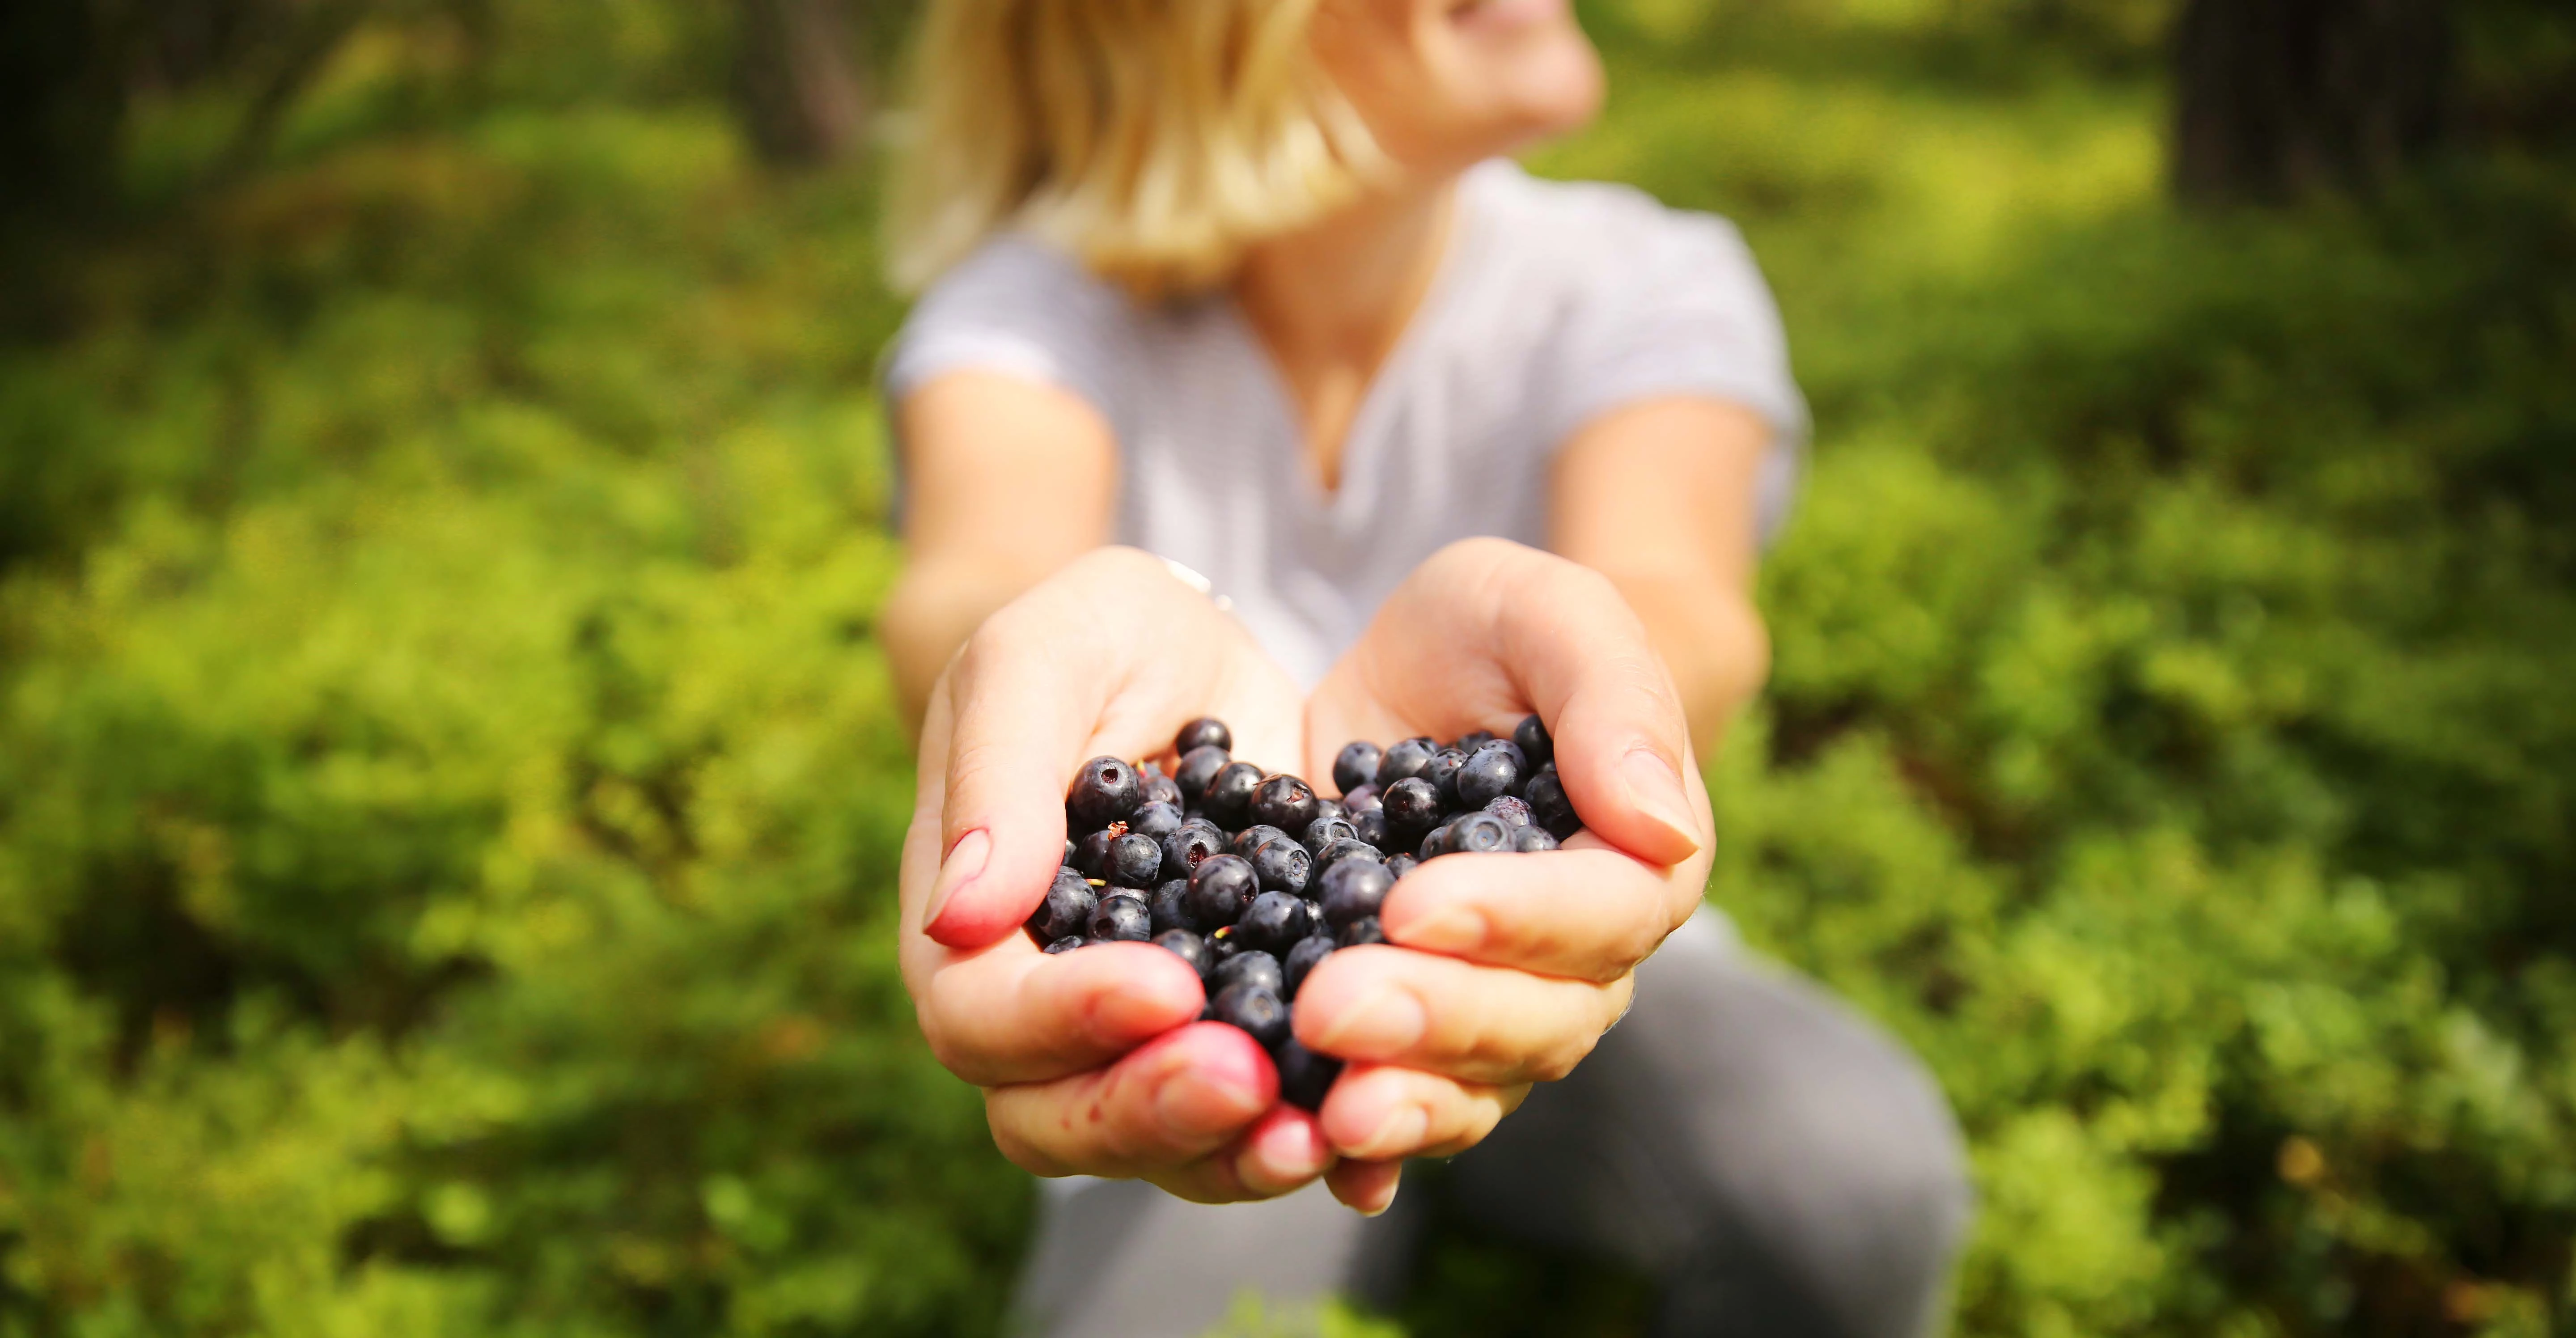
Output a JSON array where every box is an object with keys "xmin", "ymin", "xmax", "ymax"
[{"xmin": 881, "ymin": 370, "xmax": 1122, "ymax": 730}]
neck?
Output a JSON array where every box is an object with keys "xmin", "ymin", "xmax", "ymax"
[{"xmin": 1233, "ymin": 179, "xmax": 1458, "ymax": 368}]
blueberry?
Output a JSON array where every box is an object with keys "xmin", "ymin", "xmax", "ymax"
[
  {"xmin": 1141, "ymin": 767, "xmax": 1186, "ymax": 810},
  {"xmin": 1350, "ymin": 808, "xmax": 1392, "ymax": 850},
  {"xmin": 1339, "ymin": 783, "xmax": 1381, "ymax": 815},
  {"xmin": 1313, "ymin": 796, "xmax": 1346, "ymax": 826},
  {"xmin": 1044, "ymin": 936, "xmax": 1086, "ymax": 954},
  {"xmin": 1201, "ymin": 761, "xmax": 1265, "ymax": 829},
  {"xmin": 1513, "ymin": 825, "xmax": 1560, "ymax": 852},
  {"xmin": 1456, "ymin": 741, "xmax": 1525, "ymax": 809},
  {"xmin": 1106, "ymin": 832, "xmax": 1163, "ymax": 888},
  {"xmin": 1066, "ymin": 756, "xmax": 1142, "ymax": 831},
  {"xmin": 1483, "ymin": 795, "xmax": 1534, "ymax": 829},
  {"xmin": 1381, "ymin": 777, "xmax": 1442, "ymax": 835},
  {"xmin": 1175, "ymin": 717, "xmax": 1232, "ymax": 755},
  {"xmin": 1312, "ymin": 837, "xmax": 1385, "ymax": 880},
  {"xmin": 1319, "ymin": 858, "xmax": 1394, "ymax": 928},
  {"xmin": 1213, "ymin": 948, "xmax": 1284, "ymax": 997},
  {"xmin": 1418, "ymin": 824, "xmax": 1448, "ymax": 861},
  {"xmin": 1090, "ymin": 893, "xmax": 1152, "ymax": 941},
  {"xmin": 1173, "ymin": 744, "xmax": 1230, "ymax": 806},
  {"xmin": 1237, "ymin": 891, "xmax": 1312, "ymax": 954},
  {"xmin": 1453, "ymin": 728, "xmax": 1497, "ymax": 752},
  {"xmin": 1148, "ymin": 879, "xmax": 1193, "ymax": 934},
  {"xmin": 1513, "ymin": 713, "xmax": 1553, "ymax": 768},
  {"xmin": 1073, "ymin": 829, "xmax": 1117, "ymax": 879},
  {"xmin": 1274, "ymin": 1038, "xmax": 1343, "ymax": 1111},
  {"xmin": 1156, "ymin": 928, "xmax": 1212, "ymax": 976},
  {"xmin": 1302, "ymin": 815, "xmax": 1360, "ymax": 854},
  {"xmin": 1301, "ymin": 897, "xmax": 1327, "ymax": 932},
  {"xmin": 1423, "ymin": 747, "xmax": 1468, "ymax": 809},
  {"xmin": 1446, "ymin": 811, "xmax": 1512, "ymax": 855},
  {"xmin": 1206, "ymin": 925, "xmax": 1242, "ymax": 968},
  {"xmin": 1063, "ymin": 837, "xmax": 1076, "ymax": 868},
  {"xmin": 1252, "ymin": 774, "xmax": 1320, "ymax": 834},
  {"xmin": 1212, "ymin": 981, "xmax": 1290, "ymax": 1048},
  {"xmin": 1337, "ymin": 916, "xmax": 1385, "ymax": 948},
  {"xmin": 1185, "ymin": 854, "xmax": 1259, "ymax": 929},
  {"xmin": 1385, "ymin": 853, "xmax": 1419, "ymax": 880},
  {"xmin": 1524, "ymin": 770, "xmax": 1582, "ymax": 841},
  {"xmin": 1231, "ymin": 824, "xmax": 1295, "ymax": 861},
  {"xmin": 1283, "ymin": 936, "xmax": 1335, "ymax": 999},
  {"xmin": 1333, "ymin": 741, "xmax": 1385, "ymax": 796},
  {"xmin": 1026, "ymin": 868, "xmax": 1098, "ymax": 942},
  {"xmin": 1161, "ymin": 823, "xmax": 1228, "ymax": 883},
  {"xmin": 1250, "ymin": 839, "xmax": 1313, "ymax": 896},
  {"xmin": 1374, "ymin": 737, "xmax": 1440, "ymax": 789},
  {"xmin": 1127, "ymin": 800, "xmax": 1185, "ymax": 842}
]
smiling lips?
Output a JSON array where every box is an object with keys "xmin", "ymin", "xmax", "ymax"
[{"xmin": 1448, "ymin": 0, "xmax": 1567, "ymax": 34}]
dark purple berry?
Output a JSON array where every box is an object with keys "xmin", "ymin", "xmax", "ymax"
[
  {"xmin": 1314, "ymin": 796, "xmax": 1346, "ymax": 826},
  {"xmin": 1149, "ymin": 879, "xmax": 1193, "ymax": 934},
  {"xmin": 1374, "ymin": 737, "xmax": 1439, "ymax": 789},
  {"xmin": 1447, "ymin": 811, "xmax": 1512, "ymax": 855},
  {"xmin": 1107, "ymin": 832, "xmax": 1163, "ymax": 888},
  {"xmin": 1174, "ymin": 745, "xmax": 1229, "ymax": 805},
  {"xmin": 1340, "ymin": 783, "xmax": 1381, "ymax": 815},
  {"xmin": 1312, "ymin": 837, "xmax": 1384, "ymax": 879},
  {"xmin": 1236, "ymin": 891, "xmax": 1311, "ymax": 954},
  {"xmin": 1524, "ymin": 770, "xmax": 1581, "ymax": 840},
  {"xmin": 1027, "ymin": 868, "xmax": 1098, "ymax": 942},
  {"xmin": 1350, "ymin": 808, "xmax": 1392, "ymax": 850},
  {"xmin": 1332, "ymin": 741, "xmax": 1385, "ymax": 796},
  {"xmin": 1045, "ymin": 936, "xmax": 1086, "ymax": 954},
  {"xmin": 1232, "ymin": 824, "xmax": 1295, "ymax": 861},
  {"xmin": 1338, "ymin": 916, "xmax": 1385, "ymax": 948},
  {"xmin": 1127, "ymin": 800, "xmax": 1185, "ymax": 842},
  {"xmin": 1213, "ymin": 949, "xmax": 1284, "ymax": 997},
  {"xmin": 1250, "ymin": 839, "xmax": 1313, "ymax": 896},
  {"xmin": 1284, "ymin": 936, "xmax": 1335, "ymax": 999},
  {"xmin": 1302, "ymin": 815, "xmax": 1360, "ymax": 854},
  {"xmin": 1175, "ymin": 717, "xmax": 1232, "ymax": 755},
  {"xmin": 1418, "ymin": 824, "xmax": 1448, "ymax": 861},
  {"xmin": 1212, "ymin": 981, "xmax": 1290, "ymax": 1048},
  {"xmin": 1385, "ymin": 853, "xmax": 1419, "ymax": 879},
  {"xmin": 1381, "ymin": 777, "xmax": 1442, "ymax": 834},
  {"xmin": 1156, "ymin": 928, "xmax": 1212, "ymax": 976},
  {"xmin": 1063, "ymin": 837, "xmax": 1076, "ymax": 868},
  {"xmin": 1319, "ymin": 859, "xmax": 1394, "ymax": 928},
  {"xmin": 1207, "ymin": 925, "xmax": 1242, "ymax": 968},
  {"xmin": 1275, "ymin": 1038, "xmax": 1342, "ymax": 1111},
  {"xmin": 1457, "ymin": 740, "xmax": 1525, "ymax": 808},
  {"xmin": 1424, "ymin": 747, "xmax": 1468, "ymax": 809},
  {"xmin": 1067, "ymin": 756, "xmax": 1142, "ymax": 831},
  {"xmin": 1454, "ymin": 729, "xmax": 1498, "ymax": 752},
  {"xmin": 1252, "ymin": 774, "xmax": 1320, "ymax": 834},
  {"xmin": 1091, "ymin": 893, "xmax": 1152, "ymax": 941},
  {"xmin": 1302, "ymin": 897, "xmax": 1326, "ymax": 932},
  {"xmin": 1185, "ymin": 855, "xmax": 1258, "ymax": 929},
  {"xmin": 1513, "ymin": 714, "xmax": 1553, "ymax": 768},
  {"xmin": 1161, "ymin": 823, "xmax": 1227, "ymax": 883},
  {"xmin": 1513, "ymin": 825, "xmax": 1560, "ymax": 852},
  {"xmin": 1141, "ymin": 767, "xmax": 1186, "ymax": 810},
  {"xmin": 1201, "ymin": 761, "xmax": 1264, "ymax": 829},
  {"xmin": 1074, "ymin": 829, "xmax": 1117, "ymax": 879}
]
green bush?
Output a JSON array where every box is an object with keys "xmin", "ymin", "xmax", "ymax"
[{"xmin": 2, "ymin": 1, "xmax": 2571, "ymax": 1334}]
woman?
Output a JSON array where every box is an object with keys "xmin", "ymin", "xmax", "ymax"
[{"xmin": 883, "ymin": 1, "xmax": 1971, "ymax": 1334}]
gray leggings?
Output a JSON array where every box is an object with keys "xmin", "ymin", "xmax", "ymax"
[{"xmin": 1013, "ymin": 911, "xmax": 1974, "ymax": 1338}]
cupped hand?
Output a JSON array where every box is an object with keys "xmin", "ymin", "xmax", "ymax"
[
  {"xmin": 1295, "ymin": 538, "xmax": 1720, "ymax": 1208},
  {"xmin": 898, "ymin": 546, "xmax": 1332, "ymax": 1203}
]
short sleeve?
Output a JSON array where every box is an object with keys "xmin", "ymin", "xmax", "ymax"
[
  {"xmin": 881, "ymin": 235, "xmax": 1134, "ymax": 431},
  {"xmin": 1544, "ymin": 205, "xmax": 1809, "ymax": 544}
]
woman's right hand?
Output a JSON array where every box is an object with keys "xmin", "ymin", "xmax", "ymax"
[{"xmin": 897, "ymin": 546, "xmax": 1334, "ymax": 1203}]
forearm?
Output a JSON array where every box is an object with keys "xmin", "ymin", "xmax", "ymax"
[
  {"xmin": 1600, "ymin": 569, "xmax": 1770, "ymax": 760},
  {"xmin": 883, "ymin": 555, "xmax": 1066, "ymax": 733}
]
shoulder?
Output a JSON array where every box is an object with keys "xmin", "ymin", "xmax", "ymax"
[{"xmin": 885, "ymin": 235, "xmax": 1143, "ymax": 415}]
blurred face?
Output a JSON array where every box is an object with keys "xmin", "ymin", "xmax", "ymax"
[{"xmin": 1310, "ymin": 0, "xmax": 1604, "ymax": 178}]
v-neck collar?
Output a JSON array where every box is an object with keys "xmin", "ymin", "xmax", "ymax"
[{"xmin": 1216, "ymin": 174, "xmax": 1489, "ymax": 529}]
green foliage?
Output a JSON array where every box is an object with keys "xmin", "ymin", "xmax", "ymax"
[{"xmin": 2, "ymin": 0, "xmax": 2572, "ymax": 1335}]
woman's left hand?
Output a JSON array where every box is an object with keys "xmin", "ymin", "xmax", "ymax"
[{"xmin": 1296, "ymin": 538, "xmax": 1721, "ymax": 1211}]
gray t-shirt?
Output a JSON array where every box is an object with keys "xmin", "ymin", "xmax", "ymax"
[{"xmin": 885, "ymin": 159, "xmax": 1808, "ymax": 686}]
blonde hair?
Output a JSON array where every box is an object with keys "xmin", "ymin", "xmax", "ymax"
[{"xmin": 884, "ymin": 0, "xmax": 1384, "ymax": 298}]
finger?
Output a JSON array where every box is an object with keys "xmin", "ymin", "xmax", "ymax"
[
  {"xmin": 920, "ymin": 941, "xmax": 1205, "ymax": 1086},
  {"xmin": 1140, "ymin": 1104, "xmax": 1339, "ymax": 1205},
  {"xmin": 985, "ymin": 1022, "xmax": 1275, "ymax": 1178},
  {"xmin": 1317, "ymin": 1063, "xmax": 1527, "ymax": 1160},
  {"xmin": 1326, "ymin": 1159, "xmax": 1404, "ymax": 1216},
  {"xmin": 1377, "ymin": 845, "xmax": 1692, "ymax": 982},
  {"xmin": 1292, "ymin": 945, "xmax": 1636, "ymax": 1086}
]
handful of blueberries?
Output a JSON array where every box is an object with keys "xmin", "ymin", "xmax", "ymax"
[{"xmin": 1030, "ymin": 714, "xmax": 1585, "ymax": 1112}]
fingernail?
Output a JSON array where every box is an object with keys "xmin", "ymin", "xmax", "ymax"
[
  {"xmin": 1361, "ymin": 1166, "xmax": 1404, "ymax": 1217},
  {"xmin": 922, "ymin": 829, "xmax": 991, "ymax": 935},
  {"xmin": 1359, "ymin": 1105, "xmax": 1429, "ymax": 1159},
  {"xmin": 1155, "ymin": 1053, "xmax": 1264, "ymax": 1138},
  {"xmin": 1618, "ymin": 746, "xmax": 1702, "ymax": 858},
  {"xmin": 1309, "ymin": 985, "xmax": 1428, "ymax": 1056},
  {"xmin": 1391, "ymin": 899, "xmax": 1486, "ymax": 954}
]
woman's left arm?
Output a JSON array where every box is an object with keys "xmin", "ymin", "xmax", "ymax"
[{"xmin": 1548, "ymin": 397, "xmax": 1774, "ymax": 758}]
